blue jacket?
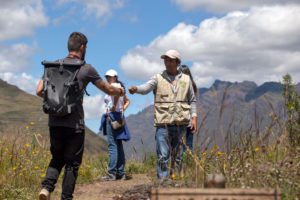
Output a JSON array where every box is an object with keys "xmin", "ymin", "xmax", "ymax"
[{"xmin": 99, "ymin": 112, "xmax": 131, "ymax": 141}]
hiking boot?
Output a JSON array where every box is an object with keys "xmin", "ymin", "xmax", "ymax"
[
  {"xmin": 39, "ymin": 188, "xmax": 50, "ymax": 200},
  {"xmin": 100, "ymin": 173, "xmax": 116, "ymax": 181}
]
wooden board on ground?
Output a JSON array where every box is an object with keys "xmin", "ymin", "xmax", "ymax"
[{"xmin": 150, "ymin": 188, "xmax": 281, "ymax": 200}]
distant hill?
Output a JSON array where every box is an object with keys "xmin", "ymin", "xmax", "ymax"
[
  {"xmin": 0, "ymin": 79, "xmax": 107, "ymax": 154},
  {"xmin": 125, "ymin": 80, "xmax": 300, "ymax": 158}
]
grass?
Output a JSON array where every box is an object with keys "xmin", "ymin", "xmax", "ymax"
[
  {"xmin": 0, "ymin": 122, "xmax": 156, "ymax": 199},
  {"xmin": 0, "ymin": 92, "xmax": 299, "ymax": 199},
  {"xmin": 176, "ymin": 89, "xmax": 300, "ymax": 200}
]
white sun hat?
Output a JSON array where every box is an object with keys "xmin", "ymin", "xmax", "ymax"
[
  {"xmin": 105, "ymin": 69, "xmax": 118, "ymax": 77},
  {"xmin": 161, "ymin": 49, "xmax": 181, "ymax": 61}
]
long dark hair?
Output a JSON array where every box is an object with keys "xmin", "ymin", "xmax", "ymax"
[
  {"xmin": 179, "ymin": 65, "xmax": 197, "ymax": 93},
  {"xmin": 116, "ymin": 78, "xmax": 126, "ymax": 94}
]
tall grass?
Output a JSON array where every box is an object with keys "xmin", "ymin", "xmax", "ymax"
[
  {"xmin": 0, "ymin": 123, "xmax": 155, "ymax": 199},
  {"xmin": 0, "ymin": 84, "xmax": 299, "ymax": 200},
  {"xmin": 178, "ymin": 87, "xmax": 300, "ymax": 200}
]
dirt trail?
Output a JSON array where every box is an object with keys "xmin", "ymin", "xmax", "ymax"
[{"xmin": 51, "ymin": 174, "xmax": 152, "ymax": 200}]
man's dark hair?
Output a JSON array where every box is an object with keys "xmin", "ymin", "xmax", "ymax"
[{"xmin": 68, "ymin": 32, "xmax": 88, "ymax": 52}]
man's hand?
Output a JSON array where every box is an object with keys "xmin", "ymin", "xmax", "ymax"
[
  {"xmin": 190, "ymin": 117, "xmax": 197, "ymax": 134},
  {"xmin": 95, "ymin": 80, "xmax": 125, "ymax": 96},
  {"xmin": 128, "ymin": 86, "xmax": 137, "ymax": 94},
  {"xmin": 119, "ymin": 87, "xmax": 125, "ymax": 96}
]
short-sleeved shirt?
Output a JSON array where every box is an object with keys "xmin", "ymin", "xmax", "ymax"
[
  {"xmin": 104, "ymin": 83, "xmax": 124, "ymax": 112},
  {"xmin": 44, "ymin": 57, "xmax": 102, "ymax": 130}
]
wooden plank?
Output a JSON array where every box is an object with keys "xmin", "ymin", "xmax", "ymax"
[{"xmin": 150, "ymin": 188, "xmax": 281, "ymax": 200}]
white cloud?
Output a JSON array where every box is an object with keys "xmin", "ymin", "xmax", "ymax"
[
  {"xmin": 172, "ymin": 0, "xmax": 300, "ymax": 13},
  {"xmin": 119, "ymin": 5, "xmax": 300, "ymax": 87},
  {"xmin": 0, "ymin": 0, "xmax": 48, "ymax": 41},
  {"xmin": 0, "ymin": 72, "xmax": 40, "ymax": 94},
  {"xmin": 55, "ymin": 0, "xmax": 124, "ymax": 25},
  {"xmin": 0, "ymin": 43, "xmax": 38, "ymax": 73},
  {"xmin": 83, "ymin": 94, "xmax": 106, "ymax": 120}
]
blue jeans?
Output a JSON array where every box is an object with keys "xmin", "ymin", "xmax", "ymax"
[
  {"xmin": 185, "ymin": 127, "xmax": 194, "ymax": 151},
  {"xmin": 155, "ymin": 125, "xmax": 185, "ymax": 179},
  {"xmin": 106, "ymin": 119, "xmax": 125, "ymax": 176}
]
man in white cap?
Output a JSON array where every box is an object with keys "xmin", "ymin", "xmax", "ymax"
[{"xmin": 128, "ymin": 49, "xmax": 197, "ymax": 179}]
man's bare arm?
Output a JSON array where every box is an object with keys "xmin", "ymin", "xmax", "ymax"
[
  {"xmin": 36, "ymin": 79, "xmax": 44, "ymax": 98},
  {"xmin": 94, "ymin": 79, "xmax": 124, "ymax": 96}
]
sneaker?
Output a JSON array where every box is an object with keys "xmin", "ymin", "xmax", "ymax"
[
  {"xmin": 39, "ymin": 188, "xmax": 50, "ymax": 200},
  {"xmin": 100, "ymin": 173, "xmax": 116, "ymax": 181},
  {"xmin": 116, "ymin": 174, "xmax": 126, "ymax": 180}
]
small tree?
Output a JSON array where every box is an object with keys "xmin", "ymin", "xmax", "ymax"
[{"xmin": 281, "ymin": 74, "xmax": 300, "ymax": 146}]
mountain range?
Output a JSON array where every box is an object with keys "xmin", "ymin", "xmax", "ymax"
[
  {"xmin": 1, "ymin": 78, "xmax": 299, "ymax": 158},
  {"xmin": 124, "ymin": 80, "xmax": 300, "ymax": 158}
]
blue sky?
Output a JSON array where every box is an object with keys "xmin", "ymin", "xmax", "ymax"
[{"xmin": 1, "ymin": 0, "xmax": 300, "ymax": 133}]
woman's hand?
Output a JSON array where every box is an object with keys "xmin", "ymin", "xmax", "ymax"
[{"xmin": 110, "ymin": 105, "xmax": 116, "ymax": 112}]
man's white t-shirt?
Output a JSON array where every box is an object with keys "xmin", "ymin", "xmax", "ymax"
[{"xmin": 104, "ymin": 82, "xmax": 124, "ymax": 112}]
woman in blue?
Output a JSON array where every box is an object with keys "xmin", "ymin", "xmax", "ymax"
[
  {"xmin": 99, "ymin": 69, "xmax": 131, "ymax": 181},
  {"xmin": 179, "ymin": 65, "xmax": 198, "ymax": 152}
]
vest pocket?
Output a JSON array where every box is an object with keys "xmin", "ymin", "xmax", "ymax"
[
  {"xmin": 154, "ymin": 103, "xmax": 170, "ymax": 124},
  {"xmin": 176, "ymin": 103, "xmax": 190, "ymax": 123}
]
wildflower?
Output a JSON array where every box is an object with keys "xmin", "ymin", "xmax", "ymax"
[
  {"xmin": 37, "ymin": 133, "xmax": 41, "ymax": 137},
  {"xmin": 172, "ymin": 173, "xmax": 177, "ymax": 180},
  {"xmin": 282, "ymin": 134, "xmax": 287, "ymax": 139},
  {"xmin": 255, "ymin": 147, "xmax": 259, "ymax": 152},
  {"xmin": 80, "ymin": 169, "xmax": 84, "ymax": 174},
  {"xmin": 25, "ymin": 144, "xmax": 30, "ymax": 147},
  {"xmin": 9, "ymin": 155, "xmax": 13, "ymax": 159},
  {"xmin": 22, "ymin": 168, "xmax": 26, "ymax": 171},
  {"xmin": 87, "ymin": 165, "xmax": 91, "ymax": 169},
  {"xmin": 34, "ymin": 166, "xmax": 39, "ymax": 169},
  {"xmin": 274, "ymin": 117, "xmax": 278, "ymax": 120},
  {"xmin": 214, "ymin": 145, "xmax": 220, "ymax": 151},
  {"xmin": 26, "ymin": 126, "xmax": 29, "ymax": 129},
  {"xmin": 217, "ymin": 152, "xmax": 224, "ymax": 156},
  {"xmin": 12, "ymin": 166, "xmax": 16, "ymax": 170},
  {"xmin": 5, "ymin": 148, "xmax": 8, "ymax": 151},
  {"xmin": 224, "ymin": 163, "xmax": 227, "ymax": 168},
  {"xmin": 30, "ymin": 122, "xmax": 35, "ymax": 125},
  {"xmin": 269, "ymin": 112, "xmax": 273, "ymax": 117},
  {"xmin": 20, "ymin": 173, "xmax": 23, "ymax": 176},
  {"xmin": 41, "ymin": 174, "xmax": 46, "ymax": 178},
  {"xmin": 202, "ymin": 152, "xmax": 207, "ymax": 156}
]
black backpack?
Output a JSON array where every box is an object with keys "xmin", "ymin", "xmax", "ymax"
[{"xmin": 42, "ymin": 59, "xmax": 85, "ymax": 117}]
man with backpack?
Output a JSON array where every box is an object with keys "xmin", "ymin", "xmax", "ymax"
[
  {"xmin": 36, "ymin": 32, "xmax": 124, "ymax": 200},
  {"xmin": 128, "ymin": 49, "xmax": 197, "ymax": 179}
]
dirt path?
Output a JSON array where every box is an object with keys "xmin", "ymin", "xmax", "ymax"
[{"xmin": 51, "ymin": 174, "xmax": 152, "ymax": 200}]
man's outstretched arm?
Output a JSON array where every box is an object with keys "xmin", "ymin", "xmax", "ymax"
[
  {"xmin": 94, "ymin": 79, "xmax": 124, "ymax": 96},
  {"xmin": 128, "ymin": 75, "xmax": 157, "ymax": 95}
]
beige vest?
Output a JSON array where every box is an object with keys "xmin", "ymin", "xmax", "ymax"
[{"xmin": 154, "ymin": 73, "xmax": 191, "ymax": 126}]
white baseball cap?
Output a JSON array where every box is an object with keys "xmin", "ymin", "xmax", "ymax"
[
  {"xmin": 161, "ymin": 49, "xmax": 181, "ymax": 61},
  {"xmin": 105, "ymin": 69, "xmax": 118, "ymax": 77}
]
